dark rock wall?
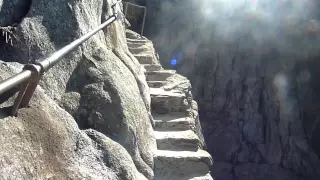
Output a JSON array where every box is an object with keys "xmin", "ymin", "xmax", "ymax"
[{"xmin": 131, "ymin": 0, "xmax": 320, "ymax": 179}]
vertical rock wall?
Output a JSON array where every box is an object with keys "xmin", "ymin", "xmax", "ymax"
[{"xmin": 140, "ymin": 0, "xmax": 320, "ymax": 179}]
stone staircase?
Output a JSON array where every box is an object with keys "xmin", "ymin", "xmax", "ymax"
[{"xmin": 126, "ymin": 30, "xmax": 213, "ymax": 180}]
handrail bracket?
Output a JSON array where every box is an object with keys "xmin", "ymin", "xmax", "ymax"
[{"xmin": 11, "ymin": 64, "xmax": 44, "ymax": 116}]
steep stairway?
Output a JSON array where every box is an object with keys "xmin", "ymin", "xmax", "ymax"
[{"xmin": 126, "ymin": 30, "xmax": 213, "ymax": 180}]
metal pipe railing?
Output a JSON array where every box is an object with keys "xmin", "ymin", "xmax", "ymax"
[
  {"xmin": 40, "ymin": 15, "xmax": 117, "ymax": 72},
  {"xmin": 123, "ymin": 2, "xmax": 147, "ymax": 36},
  {"xmin": 0, "ymin": 0, "xmax": 122, "ymax": 116},
  {"xmin": 0, "ymin": 70, "xmax": 32, "ymax": 95}
]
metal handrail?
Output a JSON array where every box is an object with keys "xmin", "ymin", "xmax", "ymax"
[
  {"xmin": 124, "ymin": 2, "xmax": 147, "ymax": 36},
  {"xmin": 0, "ymin": 0, "xmax": 123, "ymax": 116}
]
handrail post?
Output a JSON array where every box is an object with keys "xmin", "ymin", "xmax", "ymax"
[
  {"xmin": 141, "ymin": 7, "xmax": 147, "ymax": 36},
  {"xmin": 10, "ymin": 64, "xmax": 44, "ymax": 116},
  {"xmin": 124, "ymin": 2, "xmax": 129, "ymax": 17},
  {"xmin": 123, "ymin": 2, "xmax": 147, "ymax": 36}
]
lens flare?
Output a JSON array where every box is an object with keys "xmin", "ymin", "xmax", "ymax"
[{"xmin": 171, "ymin": 59, "xmax": 177, "ymax": 66}]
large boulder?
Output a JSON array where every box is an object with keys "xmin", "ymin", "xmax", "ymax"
[
  {"xmin": 0, "ymin": 61, "xmax": 146, "ymax": 180},
  {"xmin": 0, "ymin": 0, "xmax": 156, "ymax": 179}
]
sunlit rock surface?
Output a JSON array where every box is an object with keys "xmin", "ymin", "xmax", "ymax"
[
  {"xmin": 0, "ymin": 0, "xmax": 156, "ymax": 179},
  {"xmin": 0, "ymin": 61, "xmax": 146, "ymax": 180}
]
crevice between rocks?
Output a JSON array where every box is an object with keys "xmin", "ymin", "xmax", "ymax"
[{"xmin": 0, "ymin": 0, "xmax": 32, "ymax": 45}]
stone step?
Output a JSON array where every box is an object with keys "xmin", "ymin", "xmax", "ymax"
[
  {"xmin": 150, "ymin": 88, "xmax": 189, "ymax": 114},
  {"xmin": 134, "ymin": 54, "xmax": 155, "ymax": 64},
  {"xmin": 155, "ymin": 130, "xmax": 200, "ymax": 151},
  {"xmin": 146, "ymin": 70, "xmax": 176, "ymax": 81},
  {"xmin": 147, "ymin": 81, "xmax": 165, "ymax": 88},
  {"xmin": 129, "ymin": 46, "xmax": 153, "ymax": 55},
  {"xmin": 143, "ymin": 64, "xmax": 162, "ymax": 71},
  {"xmin": 154, "ymin": 149, "xmax": 212, "ymax": 180},
  {"xmin": 127, "ymin": 38, "xmax": 150, "ymax": 44},
  {"xmin": 190, "ymin": 174, "xmax": 214, "ymax": 180},
  {"xmin": 127, "ymin": 41, "xmax": 145, "ymax": 48},
  {"xmin": 153, "ymin": 112, "xmax": 191, "ymax": 131},
  {"xmin": 126, "ymin": 29, "xmax": 147, "ymax": 40}
]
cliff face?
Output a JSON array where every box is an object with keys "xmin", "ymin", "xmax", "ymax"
[
  {"xmin": 0, "ymin": 0, "xmax": 156, "ymax": 179},
  {"xmin": 0, "ymin": 61, "xmax": 148, "ymax": 180},
  {"xmin": 140, "ymin": 0, "xmax": 320, "ymax": 180}
]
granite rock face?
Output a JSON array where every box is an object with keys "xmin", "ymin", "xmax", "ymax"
[
  {"xmin": 0, "ymin": 0, "xmax": 156, "ymax": 179},
  {"xmin": 0, "ymin": 0, "xmax": 31, "ymax": 26},
  {"xmin": 128, "ymin": 0, "xmax": 320, "ymax": 179},
  {"xmin": 126, "ymin": 31, "xmax": 213, "ymax": 180},
  {"xmin": 0, "ymin": 61, "xmax": 146, "ymax": 180}
]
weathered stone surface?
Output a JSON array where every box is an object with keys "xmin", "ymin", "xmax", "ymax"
[
  {"xmin": 152, "ymin": 73, "xmax": 206, "ymax": 149},
  {"xmin": 211, "ymin": 162, "xmax": 234, "ymax": 180},
  {"xmin": 0, "ymin": 0, "xmax": 30, "ymax": 26},
  {"xmin": 127, "ymin": 41, "xmax": 147, "ymax": 48},
  {"xmin": 0, "ymin": 0, "xmax": 156, "ymax": 179},
  {"xmin": 124, "ymin": 0, "xmax": 320, "ymax": 179},
  {"xmin": 127, "ymin": 38, "xmax": 150, "ymax": 44},
  {"xmin": 146, "ymin": 70, "xmax": 176, "ymax": 81},
  {"xmin": 128, "ymin": 29, "xmax": 212, "ymax": 179},
  {"xmin": 207, "ymin": 124, "xmax": 242, "ymax": 162},
  {"xmin": 242, "ymin": 116, "xmax": 264, "ymax": 144},
  {"xmin": 129, "ymin": 47, "xmax": 153, "ymax": 55},
  {"xmin": 59, "ymin": 91, "xmax": 81, "ymax": 116},
  {"xmin": 150, "ymin": 87, "xmax": 188, "ymax": 114},
  {"xmin": 134, "ymin": 53, "xmax": 158, "ymax": 64},
  {"xmin": 126, "ymin": 30, "xmax": 160, "ymax": 65},
  {"xmin": 126, "ymin": 29, "xmax": 146, "ymax": 40},
  {"xmin": 153, "ymin": 112, "xmax": 191, "ymax": 131},
  {"xmin": 147, "ymin": 81, "xmax": 166, "ymax": 88},
  {"xmin": 154, "ymin": 149, "xmax": 212, "ymax": 180},
  {"xmin": 0, "ymin": 61, "xmax": 146, "ymax": 180},
  {"xmin": 137, "ymin": 1, "xmax": 320, "ymax": 179},
  {"xmin": 143, "ymin": 64, "xmax": 162, "ymax": 71},
  {"xmin": 234, "ymin": 163, "xmax": 300, "ymax": 180},
  {"xmin": 190, "ymin": 173, "xmax": 214, "ymax": 180},
  {"xmin": 85, "ymin": 129, "xmax": 147, "ymax": 180},
  {"xmin": 155, "ymin": 130, "xmax": 200, "ymax": 151}
]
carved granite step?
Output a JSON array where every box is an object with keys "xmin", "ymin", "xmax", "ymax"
[
  {"xmin": 154, "ymin": 149, "xmax": 212, "ymax": 180},
  {"xmin": 146, "ymin": 70, "xmax": 176, "ymax": 81},
  {"xmin": 129, "ymin": 46, "xmax": 153, "ymax": 55},
  {"xmin": 126, "ymin": 29, "xmax": 147, "ymax": 40},
  {"xmin": 155, "ymin": 130, "xmax": 200, "ymax": 151},
  {"xmin": 144, "ymin": 64, "xmax": 162, "ymax": 71},
  {"xmin": 127, "ymin": 38, "xmax": 150, "ymax": 44},
  {"xmin": 153, "ymin": 112, "xmax": 191, "ymax": 131},
  {"xmin": 134, "ymin": 54, "xmax": 155, "ymax": 64},
  {"xmin": 147, "ymin": 81, "xmax": 165, "ymax": 88},
  {"xmin": 127, "ymin": 41, "xmax": 146, "ymax": 48},
  {"xmin": 150, "ymin": 88, "xmax": 189, "ymax": 114},
  {"xmin": 190, "ymin": 174, "xmax": 214, "ymax": 180}
]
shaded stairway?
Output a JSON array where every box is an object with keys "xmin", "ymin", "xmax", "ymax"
[{"xmin": 126, "ymin": 30, "xmax": 213, "ymax": 180}]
